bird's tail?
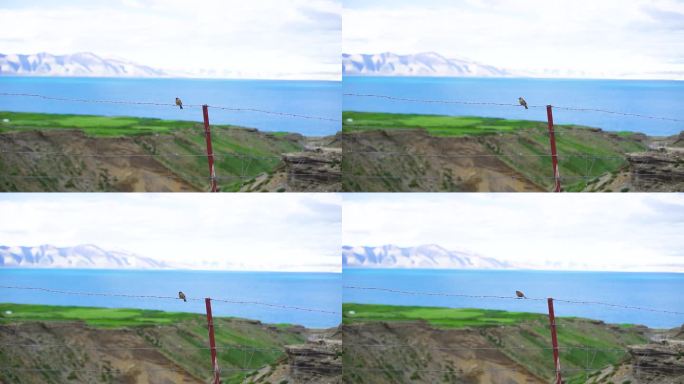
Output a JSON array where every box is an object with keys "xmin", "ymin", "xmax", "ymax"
[
  {"xmin": 180, "ymin": 105, "xmax": 183, "ymax": 109},
  {"xmin": 524, "ymin": 105, "xmax": 528, "ymax": 109},
  {"xmin": 183, "ymin": 298, "xmax": 186, "ymax": 302}
]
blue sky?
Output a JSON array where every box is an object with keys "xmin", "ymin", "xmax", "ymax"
[
  {"xmin": 0, "ymin": 0, "xmax": 341, "ymax": 80},
  {"xmin": 0, "ymin": 193, "xmax": 342, "ymax": 272},
  {"xmin": 343, "ymin": 194, "xmax": 684, "ymax": 272},
  {"xmin": 344, "ymin": 0, "xmax": 684, "ymax": 79}
]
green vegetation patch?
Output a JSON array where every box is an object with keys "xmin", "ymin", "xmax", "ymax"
[
  {"xmin": 0, "ymin": 111, "xmax": 202, "ymax": 137},
  {"xmin": 0, "ymin": 302, "xmax": 202, "ymax": 328},
  {"xmin": 342, "ymin": 303, "xmax": 545, "ymax": 328},
  {"xmin": 342, "ymin": 111, "xmax": 552, "ymax": 137}
]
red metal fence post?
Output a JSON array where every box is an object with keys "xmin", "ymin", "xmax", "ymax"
[
  {"xmin": 547, "ymin": 298, "xmax": 563, "ymax": 384},
  {"xmin": 202, "ymin": 105, "xmax": 218, "ymax": 192},
  {"xmin": 205, "ymin": 298, "xmax": 221, "ymax": 384},
  {"xmin": 546, "ymin": 105, "xmax": 562, "ymax": 192}
]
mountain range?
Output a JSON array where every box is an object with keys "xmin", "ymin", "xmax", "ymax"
[
  {"xmin": 343, "ymin": 52, "xmax": 684, "ymax": 80},
  {"xmin": 0, "ymin": 52, "xmax": 165, "ymax": 77},
  {"xmin": 342, "ymin": 244, "xmax": 512, "ymax": 269},
  {"xmin": 0, "ymin": 244, "xmax": 167, "ymax": 269},
  {"xmin": 342, "ymin": 52, "xmax": 510, "ymax": 77},
  {"xmin": 3, "ymin": 51, "xmax": 678, "ymax": 80}
]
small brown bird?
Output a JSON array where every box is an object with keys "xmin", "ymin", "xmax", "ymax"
[
  {"xmin": 518, "ymin": 97, "xmax": 528, "ymax": 109},
  {"xmin": 178, "ymin": 291, "xmax": 187, "ymax": 302},
  {"xmin": 515, "ymin": 290, "xmax": 526, "ymax": 299},
  {"xmin": 175, "ymin": 97, "xmax": 183, "ymax": 109}
]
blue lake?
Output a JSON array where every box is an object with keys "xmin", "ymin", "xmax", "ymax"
[
  {"xmin": 0, "ymin": 77, "xmax": 341, "ymax": 136},
  {"xmin": 343, "ymin": 77, "xmax": 684, "ymax": 136},
  {"xmin": 0, "ymin": 269, "xmax": 341, "ymax": 328},
  {"xmin": 344, "ymin": 269, "xmax": 684, "ymax": 329}
]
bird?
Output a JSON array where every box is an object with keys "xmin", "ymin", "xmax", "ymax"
[
  {"xmin": 175, "ymin": 97, "xmax": 183, "ymax": 109},
  {"xmin": 518, "ymin": 97, "xmax": 528, "ymax": 110},
  {"xmin": 178, "ymin": 291, "xmax": 187, "ymax": 302},
  {"xmin": 515, "ymin": 290, "xmax": 526, "ymax": 299}
]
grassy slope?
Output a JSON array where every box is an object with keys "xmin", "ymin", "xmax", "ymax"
[
  {"xmin": 342, "ymin": 111, "xmax": 647, "ymax": 191},
  {"xmin": 343, "ymin": 303, "xmax": 648, "ymax": 384},
  {"xmin": 343, "ymin": 111, "xmax": 551, "ymax": 137},
  {"xmin": 342, "ymin": 303, "xmax": 542, "ymax": 327},
  {"xmin": 0, "ymin": 303, "xmax": 305, "ymax": 384},
  {"xmin": 0, "ymin": 112, "xmax": 198, "ymax": 137},
  {"xmin": 0, "ymin": 111, "xmax": 301, "ymax": 192}
]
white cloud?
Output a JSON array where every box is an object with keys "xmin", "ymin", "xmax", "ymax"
[
  {"xmin": 0, "ymin": 193, "xmax": 342, "ymax": 272},
  {"xmin": 343, "ymin": 0, "xmax": 684, "ymax": 78},
  {"xmin": 342, "ymin": 194, "xmax": 684, "ymax": 272},
  {"xmin": 0, "ymin": 0, "xmax": 341, "ymax": 80}
]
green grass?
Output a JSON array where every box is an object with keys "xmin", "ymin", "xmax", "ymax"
[
  {"xmin": 343, "ymin": 303, "xmax": 545, "ymax": 328},
  {"xmin": 0, "ymin": 111, "xmax": 205, "ymax": 137},
  {"xmin": 343, "ymin": 111, "xmax": 554, "ymax": 137},
  {"xmin": 0, "ymin": 302, "xmax": 204, "ymax": 327}
]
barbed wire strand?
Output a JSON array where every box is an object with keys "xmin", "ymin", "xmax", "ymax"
[
  {"xmin": 343, "ymin": 285, "xmax": 684, "ymax": 315},
  {"xmin": 0, "ymin": 285, "xmax": 340, "ymax": 315},
  {"xmin": 1, "ymin": 149, "xmax": 642, "ymax": 161},
  {"xmin": 0, "ymin": 92, "xmax": 340, "ymax": 123},
  {"xmin": 343, "ymin": 93, "xmax": 684, "ymax": 122}
]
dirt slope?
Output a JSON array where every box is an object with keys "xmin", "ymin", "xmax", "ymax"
[
  {"xmin": 0, "ymin": 321, "xmax": 202, "ymax": 384},
  {"xmin": 342, "ymin": 127, "xmax": 650, "ymax": 192},
  {"xmin": 0, "ymin": 317, "xmax": 323, "ymax": 384},
  {"xmin": 344, "ymin": 322, "xmax": 545, "ymax": 384},
  {"xmin": 342, "ymin": 318, "xmax": 650, "ymax": 384},
  {"xmin": 0, "ymin": 127, "xmax": 320, "ymax": 192},
  {"xmin": 0, "ymin": 130, "xmax": 199, "ymax": 192}
]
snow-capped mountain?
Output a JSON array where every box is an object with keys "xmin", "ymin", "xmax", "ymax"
[
  {"xmin": 0, "ymin": 52, "xmax": 165, "ymax": 77},
  {"xmin": 0, "ymin": 244, "xmax": 167, "ymax": 269},
  {"xmin": 342, "ymin": 244, "xmax": 512, "ymax": 269},
  {"xmin": 342, "ymin": 52, "xmax": 510, "ymax": 77},
  {"xmin": 343, "ymin": 52, "xmax": 684, "ymax": 80}
]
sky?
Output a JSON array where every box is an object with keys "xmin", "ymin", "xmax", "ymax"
[
  {"xmin": 0, "ymin": 0, "xmax": 341, "ymax": 80},
  {"xmin": 343, "ymin": 194, "xmax": 684, "ymax": 272},
  {"xmin": 344, "ymin": 0, "xmax": 684, "ymax": 79},
  {"xmin": 0, "ymin": 193, "xmax": 342, "ymax": 272}
]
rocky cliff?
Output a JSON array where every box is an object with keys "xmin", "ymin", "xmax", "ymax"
[
  {"xmin": 592, "ymin": 326, "xmax": 684, "ymax": 384},
  {"xmin": 240, "ymin": 136, "xmax": 342, "ymax": 192},
  {"xmin": 244, "ymin": 328, "xmax": 342, "ymax": 383},
  {"xmin": 627, "ymin": 149, "xmax": 684, "ymax": 191}
]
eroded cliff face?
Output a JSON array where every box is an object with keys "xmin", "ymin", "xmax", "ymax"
[
  {"xmin": 240, "ymin": 136, "xmax": 342, "ymax": 192},
  {"xmin": 285, "ymin": 339, "xmax": 343, "ymax": 383},
  {"xmin": 590, "ymin": 325, "xmax": 684, "ymax": 384},
  {"xmin": 586, "ymin": 148, "xmax": 683, "ymax": 192},
  {"xmin": 592, "ymin": 342, "xmax": 684, "ymax": 383},
  {"xmin": 627, "ymin": 149, "xmax": 684, "ymax": 191},
  {"xmin": 245, "ymin": 328, "xmax": 342, "ymax": 384}
]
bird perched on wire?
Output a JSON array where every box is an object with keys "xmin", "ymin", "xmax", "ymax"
[
  {"xmin": 518, "ymin": 97, "xmax": 528, "ymax": 109},
  {"xmin": 178, "ymin": 291, "xmax": 187, "ymax": 302},
  {"xmin": 515, "ymin": 290, "xmax": 526, "ymax": 299},
  {"xmin": 175, "ymin": 97, "xmax": 183, "ymax": 110}
]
